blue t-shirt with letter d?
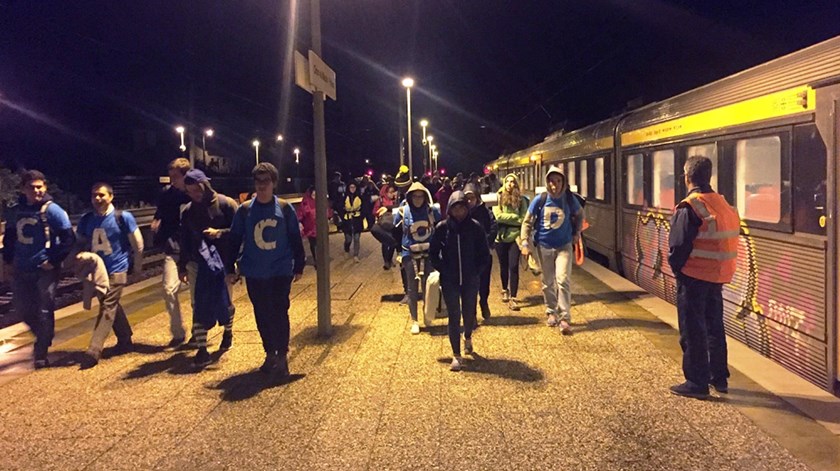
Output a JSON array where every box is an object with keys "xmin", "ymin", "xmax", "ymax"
[{"xmin": 528, "ymin": 191, "xmax": 581, "ymax": 249}]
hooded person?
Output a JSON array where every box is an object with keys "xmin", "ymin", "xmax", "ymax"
[
  {"xmin": 463, "ymin": 183, "xmax": 498, "ymax": 320},
  {"xmin": 394, "ymin": 181, "xmax": 442, "ymax": 334},
  {"xmin": 494, "ymin": 173, "xmax": 530, "ymax": 311},
  {"xmin": 429, "ymin": 191, "xmax": 491, "ymax": 371},
  {"xmin": 341, "ymin": 179, "xmax": 365, "ymax": 262},
  {"xmin": 298, "ymin": 186, "xmax": 318, "ymax": 266},
  {"xmin": 435, "ymin": 178, "xmax": 453, "ymax": 215},
  {"xmin": 178, "ymin": 169, "xmax": 240, "ymax": 367},
  {"xmin": 520, "ymin": 165, "xmax": 583, "ymax": 334},
  {"xmin": 372, "ymin": 182, "xmax": 400, "ymax": 269}
]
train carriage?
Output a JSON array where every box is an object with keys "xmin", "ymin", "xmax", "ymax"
[{"xmin": 489, "ymin": 35, "xmax": 840, "ymax": 394}]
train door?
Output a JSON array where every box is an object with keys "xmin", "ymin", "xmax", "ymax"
[{"xmin": 819, "ymin": 86, "xmax": 840, "ymax": 393}]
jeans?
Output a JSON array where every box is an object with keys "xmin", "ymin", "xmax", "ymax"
[
  {"xmin": 496, "ymin": 241, "xmax": 521, "ymax": 298},
  {"xmin": 536, "ymin": 243, "xmax": 573, "ymax": 321},
  {"xmin": 441, "ymin": 276, "xmax": 479, "ymax": 356},
  {"xmin": 381, "ymin": 243, "xmax": 395, "ymax": 266},
  {"xmin": 88, "ymin": 273, "xmax": 133, "ymax": 356},
  {"xmin": 13, "ymin": 268, "xmax": 59, "ymax": 360},
  {"xmin": 402, "ymin": 256, "xmax": 429, "ymax": 322},
  {"xmin": 676, "ymin": 276, "xmax": 729, "ymax": 387},
  {"xmin": 162, "ymin": 255, "xmax": 185, "ymax": 339},
  {"xmin": 479, "ymin": 256, "xmax": 492, "ymax": 306},
  {"xmin": 246, "ymin": 276, "xmax": 293, "ymax": 355},
  {"xmin": 344, "ymin": 231, "xmax": 361, "ymax": 257}
]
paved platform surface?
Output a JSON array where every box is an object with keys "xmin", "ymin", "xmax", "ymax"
[{"xmin": 0, "ymin": 233, "xmax": 838, "ymax": 470}]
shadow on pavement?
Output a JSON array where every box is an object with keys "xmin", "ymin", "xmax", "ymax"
[
  {"xmin": 123, "ymin": 352, "xmax": 190, "ymax": 379},
  {"xmin": 481, "ymin": 315, "xmax": 540, "ymax": 327},
  {"xmin": 577, "ymin": 317, "xmax": 674, "ymax": 333},
  {"xmin": 211, "ymin": 371, "xmax": 305, "ymax": 402},
  {"xmin": 102, "ymin": 342, "xmax": 167, "ymax": 359},
  {"xmin": 48, "ymin": 350, "xmax": 89, "ymax": 368},
  {"xmin": 425, "ymin": 325, "xmax": 448, "ymax": 337},
  {"xmin": 572, "ymin": 290, "xmax": 649, "ymax": 306},
  {"xmin": 291, "ymin": 323, "xmax": 363, "ymax": 347},
  {"xmin": 437, "ymin": 352, "xmax": 544, "ymax": 382},
  {"xmin": 380, "ymin": 294, "xmax": 405, "ymax": 303}
]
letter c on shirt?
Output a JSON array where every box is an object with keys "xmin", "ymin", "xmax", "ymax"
[
  {"xmin": 16, "ymin": 217, "xmax": 38, "ymax": 245},
  {"xmin": 254, "ymin": 218, "xmax": 278, "ymax": 250}
]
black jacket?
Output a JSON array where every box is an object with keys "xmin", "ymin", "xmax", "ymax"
[
  {"xmin": 668, "ymin": 185, "xmax": 709, "ymax": 277},
  {"xmin": 429, "ymin": 192, "xmax": 491, "ymax": 285},
  {"xmin": 468, "ymin": 201, "xmax": 498, "ymax": 249},
  {"xmin": 178, "ymin": 189, "xmax": 239, "ymax": 274},
  {"xmin": 153, "ymin": 185, "xmax": 191, "ymax": 253}
]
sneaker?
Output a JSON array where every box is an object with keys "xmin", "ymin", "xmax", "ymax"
[
  {"xmin": 34, "ymin": 358, "xmax": 49, "ymax": 369},
  {"xmin": 669, "ymin": 381, "xmax": 709, "ymax": 399},
  {"xmin": 480, "ymin": 302, "xmax": 491, "ymax": 320},
  {"xmin": 399, "ymin": 295, "xmax": 410, "ymax": 305},
  {"xmin": 450, "ymin": 356, "xmax": 463, "ymax": 371},
  {"xmin": 354, "ymin": 256, "xmax": 360, "ymax": 263},
  {"xmin": 501, "ymin": 289, "xmax": 510, "ymax": 303},
  {"xmin": 710, "ymin": 379, "xmax": 729, "ymax": 394},
  {"xmin": 383, "ymin": 262, "xmax": 391, "ymax": 270},
  {"xmin": 509, "ymin": 298, "xmax": 520, "ymax": 311},
  {"xmin": 410, "ymin": 322, "xmax": 420, "ymax": 335},
  {"xmin": 546, "ymin": 313, "xmax": 559, "ymax": 327},
  {"xmin": 114, "ymin": 338, "xmax": 134, "ymax": 355},
  {"xmin": 259, "ymin": 354, "xmax": 278, "ymax": 374},
  {"xmin": 276, "ymin": 354, "xmax": 290, "ymax": 377},
  {"xmin": 464, "ymin": 337, "xmax": 473, "ymax": 355},
  {"xmin": 80, "ymin": 351, "xmax": 100, "ymax": 370},
  {"xmin": 344, "ymin": 243, "xmax": 351, "ymax": 253},
  {"xmin": 559, "ymin": 320, "xmax": 572, "ymax": 335},
  {"xmin": 219, "ymin": 331, "xmax": 233, "ymax": 351},
  {"xmin": 193, "ymin": 347, "xmax": 211, "ymax": 368}
]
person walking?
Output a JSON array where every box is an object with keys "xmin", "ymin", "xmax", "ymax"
[
  {"xmin": 150, "ymin": 158, "xmax": 192, "ymax": 346},
  {"xmin": 373, "ymin": 182, "xmax": 399, "ymax": 270},
  {"xmin": 77, "ymin": 183, "xmax": 144, "ymax": 368},
  {"xmin": 2, "ymin": 170, "xmax": 75, "ymax": 368},
  {"xmin": 298, "ymin": 186, "xmax": 318, "ymax": 266},
  {"xmin": 494, "ymin": 174, "xmax": 529, "ymax": 311},
  {"xmin": 668, "ymin": 155, "xmax": 740, "ymax": 399},
  {"xmin": 463, "ymin": 183, "xmax": 497, "ymax": 320},
  {"xmin": 178, "ymin": 169, "xmax": 239, "ymax": 367},
  {"xmin": 230, "ymin": 163, "xmax": 305, "ymax": 375},
  {"xmin": 341, "ymin": 180, "xmax": 365, "ymax": 263},
  {"xmin": 394, "ymin": 182, "xmax": 441, "ymax": 334},
  {"xmin": 520, "ymin": 166, "xmax": 583, "ymax": 334},
  {"xmin": 429, "ymin": 191, "xmax": 491, "ymax": 371}
]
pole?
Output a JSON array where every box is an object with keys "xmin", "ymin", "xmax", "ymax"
[
  {"xmin": 406, "ymin": 87, "xmax": 413, "ymax": 181},
  {"xmin": 312, "ymin": 0, "xmax": 332, "ymax": 336},
  {"xmin": 256, "ymin": 146, "xmax": 260, "ymax": 164},
  {"xmin": 202, "ymin": 134, "xmax": 207, "ymax": 164}
]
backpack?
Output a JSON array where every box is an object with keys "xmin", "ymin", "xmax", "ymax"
[{"xmin": 532, "ymin": 190, "xmax": 585, "ymax": 244}]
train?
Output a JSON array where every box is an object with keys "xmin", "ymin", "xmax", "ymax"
[{"xmin": 486, "ymin": 35, "xmax": 840, "ymax": 395}]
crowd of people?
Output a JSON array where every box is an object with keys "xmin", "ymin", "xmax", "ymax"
[{"xmin": 3, "ymin": 155, "xmax": 736, "ymax": 399}]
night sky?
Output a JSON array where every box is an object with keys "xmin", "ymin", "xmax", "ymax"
[{"xmin": 1, "ymin": 0, "xmax": 839, "ymax": 197}]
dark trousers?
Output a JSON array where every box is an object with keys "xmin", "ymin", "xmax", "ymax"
[
  {"xmin": 676, "ymin": 276, "xmax": 729, "ymax": 387},
  {"xmin": 441, "ymin": 276, "xmax": 479, "ymax": 356},
  {"xmin": 381, "ymin": 243, "xmax": 395, "ymax": 265},
  {"xmin": 246, "ymin": 276, "xmax": 293, "ymax": 355},
  {"xmin": 13, "ymin": 268, "xmax": 59, "ymax": 359},
  {"xmin": 496, "ymin": 241, "xmax": 521, "ymax": 297},
  {"xmin": 307, "ymin": 237, "xmax": 317, "ymax": 264},
  {"xmin": 479, "ymin": 257, "xmax": 492, "ymax": 306}
]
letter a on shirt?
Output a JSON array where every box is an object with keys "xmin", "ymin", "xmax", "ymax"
[{"xmin": 91, "ymin": 227, "xmax": 114, "ymax": 255}]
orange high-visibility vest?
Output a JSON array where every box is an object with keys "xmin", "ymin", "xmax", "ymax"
[{"xmin": 678, "ymin": 192, "xmax": 740, "ymax": 283}]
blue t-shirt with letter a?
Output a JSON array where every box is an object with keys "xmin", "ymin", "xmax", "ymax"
[
  {"xmin": 230, "ymin": 197, "xmax": 300, "ymax": 279},
  {"xmin": 78, "ymin": 210, "xmax": 138, "ymax": 274},
  {"xmin": 528, "ymin": 192, "xmax": 581, "ymax": 249}
]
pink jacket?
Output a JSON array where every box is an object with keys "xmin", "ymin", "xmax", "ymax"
[{"xmin": 298, "ymin": 191, "xmax": 317, "ymax": 238}]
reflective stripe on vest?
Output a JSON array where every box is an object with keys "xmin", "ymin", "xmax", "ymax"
[{"xmin": 679, "ymin": 192, "xmax": 740, "ymax": 283}]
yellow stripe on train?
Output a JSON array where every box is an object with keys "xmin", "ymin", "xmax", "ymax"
[{"xmin": 621, "ymin": 86, "xmax": 815, "ymax": 147}]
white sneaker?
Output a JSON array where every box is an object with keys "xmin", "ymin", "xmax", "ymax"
[
  {"xmin": 464, "ymin": 337, "xmax": 473, "ymax": 355},
  {"xmin": 509, "ymin": 298, "xmax": 520, "ymax": 311},
  {"xmin": 353, "ymin": 256, "xmax": 360, "ymax": 263},
  {"xmin": 501, "ymin": 289, "xmax": 510, "ymax": 303},
  {"xmin": 546, "ymin": 313, "xmax": 559, "ymax": 327},
  {"xmin": 410, "ymin": 322, "xmax": 420, "ymax": 335},
  {"xmin": 450, "ymin": 356, "xmax": 463, "ymax": 371}
]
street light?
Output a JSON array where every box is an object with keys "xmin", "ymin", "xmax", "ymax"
[
  {"xmin": 433, "ymin": 149, "xmax": 439, "ymax": 173},
  {"xmin": 420, "ymin": 119, "xmax": 428, "ymax": 145},
  {"xmin": 202, "ymin": 128, "xmax": 214, "ymax": 164},
  {"xmin": 427, "ymin": 136, "xmax": 434, "ymax": 176},
  {"xmin": 364, "ymin": 158, "xmax": 370, "ymax": 165},
  {"xmin": 402, "ymin": 77, "xmax": 414, "ymax": 181},
  {"xmin": 175, "ymin": 126, "xmax": 186, "ymax": 153},
  {"xmin": 276, "ymin": 134, "xmax": 284, "ymax": 142},
  {"xmin": 253, "ymin": 139, "xmax": 261, "ymax": 164},
  {"xmin": 294, "ymin": 147, "xmax": 300, "ymax": 164}
]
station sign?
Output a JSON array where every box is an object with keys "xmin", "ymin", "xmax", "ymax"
[{"xmin": 294, "ymin": 50, "xmax": 337, "ymax": 101}]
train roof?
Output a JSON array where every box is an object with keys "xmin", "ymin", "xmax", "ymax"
[{"xmin": 619, "ymin": 34, "xmax": 840, "ymax": 135}]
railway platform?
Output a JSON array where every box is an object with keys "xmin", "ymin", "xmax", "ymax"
[{"xmin": 0, "ymin": 232, "xmax": 838, "ymax": 470}]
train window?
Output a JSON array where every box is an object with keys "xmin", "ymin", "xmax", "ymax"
[
  {"xmin": 580, "ymin": 160, "xmax": 588, "ymax": 197},
  {"xmin": 595, "ymin": 157, "xmax": 605, "ymax": 200},
  {"xmin": 687, "ymin": 144, "xmax": 718, "ymax": 191},
  {"xmin": 652, "ymin": 150, "xmax": 675, "ymax": 209},
  {"xmin": 567, "ymin": 161, "xmax": 577, "ymax": 193},
  {"xmin": 626, "ymin": 153, "xmax": 645, "ymax": 205},
  {"xmin": 735, "ymin": 136, "xmax": 781, "ymax": 223},
  {"xmin": 792, "ymin": 124, "xmax": 827, "ymax": 235}
]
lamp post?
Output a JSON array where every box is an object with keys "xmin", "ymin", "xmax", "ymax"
[
  {"xmin": 175, "ymin": 125, "xmax": 186, "ymax": 155},
  {"xmin": 427, "ymin": 136, "xmax": 434, "ymax": 177},
  {"xmin": 253, "ymin": 139, "xmax": 261, "ymax": 165},
  {"xmin": 293, "ymin": 147, "xmax": 301, "ymax": 192},
  {"xmin": 276, "ymin": 134, "xmax": 284, "ymax": 143},
  {"xmin": 420, "ymin": 119, "xmax": 428, "ymax": 145},
  {"xmin": 402, "ymin": 77, "xmax": 414, "ymax": 181},
  {"xmin": 202, "ymin": 128, "xmax": 214, "ymax": 164},
  {"xmin": 433, "ymin": 149, "xmax": 439, "ymax": 173},
  {"xmin": 294, "ymin": 147, "xmax": 300, "ymax": 164}
]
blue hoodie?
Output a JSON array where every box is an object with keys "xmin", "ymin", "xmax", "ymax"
[
  {"xmin": 393, "ymin": 182, "xmax": 441, "ymax": 257},
  {"xmin": 2, "ymin": 194, "xmax": 75, "ymax": 271}
]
